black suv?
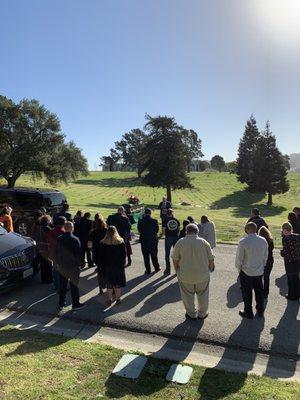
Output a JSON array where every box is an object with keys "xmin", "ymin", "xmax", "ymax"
[
  {"xmin": 0, "ymin": 188, "xmax": 67, "ymax": 235},
  {"xmin": 0, "ymin": 225, "xmax": 37, "ymax": 290}
]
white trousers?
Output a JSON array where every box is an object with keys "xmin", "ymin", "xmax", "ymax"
[{"xmin": 178, "ymin": 278, "xmax": 210, "ymax": 318}]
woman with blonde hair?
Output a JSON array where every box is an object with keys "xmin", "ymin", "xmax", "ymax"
[
  {"xmin": 258, "ymin": 226, "xmax": 274, "ymax": 298},
  {"xmin": 95, "ymin": 225, "xmax": 126, "ymax": 305}
]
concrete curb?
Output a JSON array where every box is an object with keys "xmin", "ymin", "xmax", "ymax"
[{"xmin": 1, "ymin": 304, "xmax": 298, "ymax": 361}]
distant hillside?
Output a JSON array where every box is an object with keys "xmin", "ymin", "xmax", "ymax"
[{"xmin": 290, "ymin": 153, "xmax": 300, "ymax": 172}]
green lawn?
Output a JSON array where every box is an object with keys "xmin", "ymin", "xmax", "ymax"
[
  {"xmin": 0, "ymin": 326, "xmax": 298, "ymax": 400},
  {"xmin": 1, "ymin": 171, "xmax": 299, "ymax": 244}
]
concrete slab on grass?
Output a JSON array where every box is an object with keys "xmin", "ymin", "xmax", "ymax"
[
  {"xmin": 166, "ymin": 364, "xmax": 193, "ymax": 384},
  {"xmin": 112, "ymin": 354, "xmax": 147, "ymax": 379}
]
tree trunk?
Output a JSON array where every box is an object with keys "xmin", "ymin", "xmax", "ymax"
[
  {"xmin": 137, "ymin": 169, "xmax": 142, "ymax": 179},
  {"xmin": 267, "ymin": 192, "xmax": 273, "ymax": 206},
  {"xmin": 166, "ymin": 185, "xmax": 172, "ymax": 203},
  {"xmin": 6, "ymin": 176, "xmax": 18, "ymax": 188}
]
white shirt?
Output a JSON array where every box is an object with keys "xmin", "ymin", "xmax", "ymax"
[{"xmin": 235, "ymin": 233, "xmax": 268, "ymax": 276}]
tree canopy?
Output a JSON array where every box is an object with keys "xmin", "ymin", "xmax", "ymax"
[
  {"xmin": 0, "ymin": 95, "xmax": 88, "ymax": 188},
  {"xmin": 236, "ymin": 117, "xmax": 289, "ymax": 205},
  {"xmin": 141, "ymin": 114, "xmax": 197, "ymax": 202},
  {"xmin": 211, "ymin": 155, "xmax": 226, "ymax": 172},
  {"xmin": 236, "ymin": 115, "xmax": 260, "ymax": 185},
  {"xmin": 115, "ymin": 129, "xmax": 147, "ymax": 177}
]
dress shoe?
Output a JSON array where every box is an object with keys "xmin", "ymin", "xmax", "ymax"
[
  {"xmin": 257, "ymin": 312, "xmax": 264, "ymax": 318},
  {"xmin": 185, "ymin": 313, "xmax": 197, "ymax": 321},
  {"xmin": 285, "ymin": 295, "xmax": 299, "ymax": 301},
  {"xmin": 239, "ymin": 310, "xmax": 253, "ymax": 319},
  {"xmin": 198, "ymin": 313, "xmax": 208, "ymax": 320}
]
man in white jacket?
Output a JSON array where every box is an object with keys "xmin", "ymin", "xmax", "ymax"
[{"xmin": 198, "ymin": 215, "xmax": 216, "ymax": 249}]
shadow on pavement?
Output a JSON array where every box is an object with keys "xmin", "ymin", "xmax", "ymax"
[
  {"xmin": 275, "ymin": 274, "xmax": 288, "ymax": 297},
  {"xmin": 226, "ymin": 277, "xmax": 242, "ymax": 308},
  {"xmin": 198, "ymin": 317, "xmax": 264, "ymax": 399},
  {"xmin": 265, "ymin": 300, "xmax": 299, "ymax": 378},
  {"xmin": 135, "ymin": 280, "xmax": 181, "ymax": 317}
]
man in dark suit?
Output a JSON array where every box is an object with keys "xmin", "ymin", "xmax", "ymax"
[
  {"xmin": 107, "ymin": 206, "xmax": 131, "ymax": 240},
  {"xmin": 138, "ymin": 208, "xmax": 160, "ymax": 274},
  {"xmin": 158, "ymin": 196, "xmax": 172, "ymax": 229},
  {"xmin": 247, "ymin": 208, "xmax": 268, "ymax": 232},
  {"xmin": 57, "ymin": 221, "xmax": 86, "ymax": 310},
  {"xmin": 75, "ymin": 212, "xmax": 93, "ymax": 268}
]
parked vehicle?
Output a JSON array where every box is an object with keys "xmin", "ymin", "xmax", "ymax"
[
  {"xmin": 0, "ymin": 188, "xmax": 67, "ymax": 235},
  {"xmin": 0, "ymin": 225, "xmax": 37, "ymax": 291}
]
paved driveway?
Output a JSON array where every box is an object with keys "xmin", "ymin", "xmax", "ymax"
[{"xmin": 0, "ymin": 242, "xmax": 299, "ymax": 362}]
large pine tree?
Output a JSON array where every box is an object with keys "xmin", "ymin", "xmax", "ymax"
[
  {"xmin": 142, "ymin": 115, "xmax": 193, "ymax": 202},
  {"xmin": 236, "ymin": 115, "xmax": 260, "ymax": 188},
  {"xmin": 251, "ymin": 122, "xmax": 289, "ymax": 205}
]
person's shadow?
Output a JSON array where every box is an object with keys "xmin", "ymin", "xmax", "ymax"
[
  {"xmin": 275, "ymin": 274, "xmax": 287, "ymax": 297},
  {"xmin": 135, "ymin": 281, "xmax": 181, "ymax": 317},
  {"xmin": 265, "ymin": 300, "xmax": 299, "ymax": 378},
  {"xmin": 104, "ymin": 319, "xmax": 204, "ymax": 398},
  {"xmin": 198, "ymin": 317, "xmax": 265, "ymax": 399},
  {"xmin": 226, "ymin": 277, "xmax": 243, "ymax": 308}
]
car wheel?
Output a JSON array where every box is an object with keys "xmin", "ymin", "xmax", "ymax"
[{"xmin": 17, "ymin": 221, "xmax": 29, "ymax": 236}]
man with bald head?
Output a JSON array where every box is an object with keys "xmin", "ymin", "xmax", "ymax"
[
  {"xmin": 235, "ymin": 222, "xmax": 268, "ymax": 319},
  {"xmin": 57, "ymin": 221, "xmax": 86, "ymax": 310}
]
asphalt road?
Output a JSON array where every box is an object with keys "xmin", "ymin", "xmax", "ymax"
[{"xmin": 0, "ymin": 241, "xmax": 299, "ymax": 365}]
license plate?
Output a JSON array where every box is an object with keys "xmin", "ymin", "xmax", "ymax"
[{"xmin": 23, "ymin": 268, "xmax": 33, "ymax": 279}]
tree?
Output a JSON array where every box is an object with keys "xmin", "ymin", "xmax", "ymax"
[
  {"xmin": 226, "ymin": 161, "xmax": 238, "ymax": 174},
  {"xmin": 181, "ymin": 129, "xmax": 203, "ymax": 172},
  {"xmin": 211, "ymin": 155, "xmax": 226, "ymax": 172},
  {"xmin": 115, "ymin": 129, "xmax": 147, "ymax": 178},
  {"xmin": 251, "ymin": 122, "xmax": 289, "ymax": 205},
  {"xmin": 142, "ymin": 115, "xmax": 193, "ymax": 202},
  {"xmin": 100, "ymin": 148, "xmax": 120, "ymax": 171},
  {"xmin": 0, "ymin": 95, "xmax": 88, "ymax": 188},
  {"xmin": 236, "ymin": 115, "xmax": 260, "ymax": 186}
]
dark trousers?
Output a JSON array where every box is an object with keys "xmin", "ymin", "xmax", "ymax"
[
  {"xmin": 263, "ymin": 262, "xmax": 273, "ymax": 298},
  {"xmin": 141, "ymin": 241, "xmax": 160, "ymax": 273},
  {"xmin": 240, "ymin": 271, "xmax": 264, "ymax": 316},
  {"xmin": 81, "ymin": 243, "xmax": 93, "ymax": 267},
  {"xmin": 52, "ymin": 262, "xmax": 61, "ymax": 291},
  {"xmin": 59, "ymin": 272, "xmax": 80, "ymax": 308},
  {"xmin": 285, "ymin": 261, "xmax": 300, "ymax": 300},
  {"xmin": 40, "ymin": 257, "xmax": 53, "ymax": 284},
  {"xmin": 165, "ymin": 236, "xmax": 178, "ymax": 272},
  {"xmin": 287, "ymin": 273, "xmax": 300, "ymax": 300}
]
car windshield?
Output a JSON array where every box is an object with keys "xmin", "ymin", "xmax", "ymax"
[
  {"xmin": 0, "ymin": 226, "xmax": 7, "ymax": 235},
  {"xmin": 42, "ymin": 193, "xmax": 66, "ymax": 207}
]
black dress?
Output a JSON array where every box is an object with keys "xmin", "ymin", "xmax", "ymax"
[
  {"xmin": 33, "ymin": 224, "xmax": 53, "ymax": 284},
  {"xmin": 95, "ymin": 242, "xmax": 126, "ymax": 288},
  {"xmin": 89, "ymin": 228, "xmax": 108, "ymax": 260}
]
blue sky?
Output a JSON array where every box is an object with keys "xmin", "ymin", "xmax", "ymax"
[{"xmin": 1, "ymin": 0, "xmax": 299, "ymax": 169}]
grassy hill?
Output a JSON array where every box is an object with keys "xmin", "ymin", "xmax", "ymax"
[{"xmin": 2, "ymin": 171, "xmax": 299, "ymax": 245}]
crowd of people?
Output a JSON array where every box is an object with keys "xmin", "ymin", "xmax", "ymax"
[{"xmin": 1, "ymin": 198, "xmax": 299, "ymax": 318}]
